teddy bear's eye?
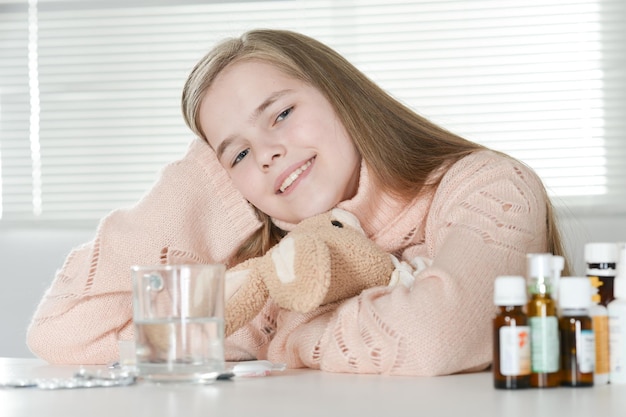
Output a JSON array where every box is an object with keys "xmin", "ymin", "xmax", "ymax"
[{"xmin": 331, "ymin": 220, "xmax": 344, "ymax": 228}]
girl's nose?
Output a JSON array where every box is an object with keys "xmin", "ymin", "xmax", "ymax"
[{"xmin": 257, "ymin": 143, "xmax": 285, "ymax": 170}]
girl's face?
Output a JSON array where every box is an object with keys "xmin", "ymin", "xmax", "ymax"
[{"xmin": 199, "ymin": 60, "xmax": 361, "ymax": 225}]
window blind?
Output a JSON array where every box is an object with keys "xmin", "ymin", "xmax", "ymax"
[{"xmin": 1, "ymin": 0, "xmax": 624, "ymax": 226}]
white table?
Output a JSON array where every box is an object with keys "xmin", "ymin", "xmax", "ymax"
[{"xmin": 0, "ymin": 358, "xmax": 624, "ymax": 417}]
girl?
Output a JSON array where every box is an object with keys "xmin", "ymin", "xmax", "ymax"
[{"xmin": 27, "ymin": 29, "xmax": 569, "ymax": 375}]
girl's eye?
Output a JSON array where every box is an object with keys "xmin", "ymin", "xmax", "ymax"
[
  {"xmin": 232, "ymin": 148, "xmax": 249, "ymax": 167},
  {"xmin": 275, "ymin": 106, "xmax": 293, "ymax": 123}
]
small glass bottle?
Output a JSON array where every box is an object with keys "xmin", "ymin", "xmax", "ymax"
[
  {"xmin": 608, "ymin": 243, "xmax": 626, "ymax": 384},
  {"xmin": 585, "ymin": 242, "xmax": 618, "ymax": 307},
  {"xmin": 526, "ymin": 253, "xmax": 560, "ymax": 387},
  {"xmin": 493, "ymin": 275, "xmax": 531, "ymax": 389},
  {"xmin": 559, "ymin": 277, "xmax": 595, "ymax": 387}
]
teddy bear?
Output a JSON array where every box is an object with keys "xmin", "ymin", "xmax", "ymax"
[
  {"xmin": 224, "ymin": 208, "xmax": 395, "ymax": 337},
  {"xmin": 136, "ymin": 209, "xmax": 396, "ymax": 362}
]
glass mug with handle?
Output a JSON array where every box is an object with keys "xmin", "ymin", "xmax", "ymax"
[{"xmin": 131, "ymin": 263, "xmax": 226, "ymax": 383}]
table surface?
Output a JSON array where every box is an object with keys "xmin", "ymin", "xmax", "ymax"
[{"xmin": 0, "ymin": 358, "xmax": 624, "ymax": 417}]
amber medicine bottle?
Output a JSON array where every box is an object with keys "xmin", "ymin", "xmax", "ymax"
[
  {"xmin": 493, "ymin": 275, "xmax": 531, "ymax": 389},
  {"xmin": 558, "ymin": 277, "xmax": 595, "ymax": 387},
  {"xmin": 585, "ymin": 242, "xmax": 618, "ymax": 307},
  {"xmin": 526, "ymin": 253, "xmax": 560, "ymax": 387}
]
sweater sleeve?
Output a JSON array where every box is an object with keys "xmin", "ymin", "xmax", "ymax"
[
  {"xmin": 26, "ymin": 139, "xmax": 262, "ymax": 365},
  {"xmin": 259, "ymin": 153, "xmax": 549, "ymax": 375}
]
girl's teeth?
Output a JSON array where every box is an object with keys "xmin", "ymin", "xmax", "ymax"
[{"xmin": 279, "ymin": 160, "xmax": 311, "ymax": 193}]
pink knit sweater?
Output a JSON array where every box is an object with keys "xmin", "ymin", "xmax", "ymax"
[{"xmin": 27, "ymin": 138, "xmax": 549, "ymax": 376}]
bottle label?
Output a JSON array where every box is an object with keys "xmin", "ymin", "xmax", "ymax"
[
  {"xmin": 529, "ymin": 316, "xmax": 559, "ymax": 372},
  {"xmin": 592, "ymin": 314, "xmax": 610, "ymax": 376},
  {"xmin": 610, "ymin": 315, "xmax": 626, "ymax": 381},
  {"xmin": 499, "ymin": 326, "xmax": 531, "ymax": 376},
  {"xmin": 577, "ymin": 329, "xmax": 595, "ymax": 374}
]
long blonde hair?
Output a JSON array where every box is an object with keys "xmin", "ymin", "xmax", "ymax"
[{"xmin": 181, "ymin": 29, "xmax": 569, "ymax": 272}]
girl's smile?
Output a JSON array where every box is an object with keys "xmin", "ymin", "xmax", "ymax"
[{"xmin": 276, "ymin": 157, "xmax": 314, "ymax": 195}]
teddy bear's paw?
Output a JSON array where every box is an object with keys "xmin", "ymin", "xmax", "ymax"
[{"xmin": 224, "ymin": 265, "xmax": 270, "ymax": 337}]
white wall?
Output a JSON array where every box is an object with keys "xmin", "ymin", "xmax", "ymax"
[
  {"xmin": 558, "ymin": 212, "xmax": 626, "ymax": 276},
  {"xmin": 1, "ymin": 213, "xmax": 624, "ymax": 359}
]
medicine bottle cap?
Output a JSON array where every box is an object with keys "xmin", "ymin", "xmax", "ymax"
[
  {"xmin": 552, "ymin": 255, "xmax": 565, "ymax": 274},
  {"xmin": 526, "ymin": 253, "xmax": 553, "ymax": 280},
  {"xmin": 559, "ymin": 277, "xmax": 592, "ymax": 310},
  {"xmin": 551, "ymin": 255, "xmax": 565, "ymax": 301},
  {"xmin": 494, "ymin": 275, "xmax": 527, "ymax": 306},
  {"xmin": 584, "ymin": 242, "xmax": 618, "ymax": 264}
]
